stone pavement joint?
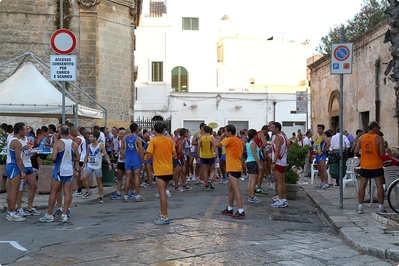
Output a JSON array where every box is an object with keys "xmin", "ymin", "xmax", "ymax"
[{"xmin": 300, "ymin": 177, "xmax": 399, "ymax": 262}]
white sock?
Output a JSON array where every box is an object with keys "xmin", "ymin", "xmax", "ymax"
[
  {"xmin": 227, "ymin": 206, "xmax": 233, "ymax": 211},
  {"xmin": 358, "ymin": 204, "xmax": 363, "ymax": 209},
  {"xmin": 378, "ymin": 204, "xmax": 384, "ymax": 210},
  {"xmin": 238, "ymin": 208, "xmax": 244, "ymax": 213}
]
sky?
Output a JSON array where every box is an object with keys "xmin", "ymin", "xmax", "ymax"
[{"xmin": 215, "ymin": 0, "xmax": 367, "ymax": 55}]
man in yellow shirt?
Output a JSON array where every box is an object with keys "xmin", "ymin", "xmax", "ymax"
[
  {"xmin": 146, "ymin": 122, "xmax": 176, "ymax": 225},
  {"xmin": 216, "ymin": 124, "xmax": 245, "ymax": 219}
]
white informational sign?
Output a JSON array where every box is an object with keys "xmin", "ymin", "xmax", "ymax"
[
  {"xmin": 331, "ymin": 43, "xmax": 353, "ymax": 74},
  {"xmin": 50, "ymin": 55, "xmax": 77, "ymax": 81},
  {"xmin": 296, "ymin": 91, "xmax": 308, "ymax": 114}
]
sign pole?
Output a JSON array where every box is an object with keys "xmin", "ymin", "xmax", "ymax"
[
  {"xmin": 339, "ymin": 26, "xmax": 344, "ymax": 209},
  {"xmin": 60, "ymin": 0, "xmax": 66, "ymax": 124}
]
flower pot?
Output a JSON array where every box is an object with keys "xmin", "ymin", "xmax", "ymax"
[
  {"xmin": 286, "ymin": 183, "xmax": 298, "ymax": 200},
  {"xmin": 37, "ymin": 165, "xmax": 53, "ymax": 193}
]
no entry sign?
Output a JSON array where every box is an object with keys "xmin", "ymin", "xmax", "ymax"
[{"xmin": 50, "ymin": 29, "xmax": 77, "ymax": 55}]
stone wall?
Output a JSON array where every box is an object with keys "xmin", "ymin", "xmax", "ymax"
[
  {"xmin": 309, "ymin": 22, "xmax": 399, "ymax": 146},
  {"xmin": 0, "ymin": 0, "xmax": 138, "ymax": 128}
]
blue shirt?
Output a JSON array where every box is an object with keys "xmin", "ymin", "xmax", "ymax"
[{"xmin": 246, "ymin": 140, "xmax": 260, "ymax": 163}]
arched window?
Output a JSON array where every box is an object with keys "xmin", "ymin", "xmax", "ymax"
[{"xmin": 171, "ymin": 66, "xmax": 188, "ymax": 92}]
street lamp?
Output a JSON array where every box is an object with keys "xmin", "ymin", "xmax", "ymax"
[{"xmin": 216, "ymin": 93, "xmax": 222, "ymax": 110}]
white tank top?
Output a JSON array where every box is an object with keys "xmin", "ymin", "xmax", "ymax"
[
  {"xmin": 87, "ymin": 143, "xmax": 102, "ymax": 169},
  {"xmin": 59, "ymin": 139, "xmax": 74, "ymax": 176},
  {"xmin": 76, "ymin": 135, "xmax": 86, "ymax": 162},
  {"xmin": 19, "ymin": 136, "xmax": 32, "ymax": 167},
  {"xmin": 272, "ymin": 133, "xmax": 288, "ymax": 166}
]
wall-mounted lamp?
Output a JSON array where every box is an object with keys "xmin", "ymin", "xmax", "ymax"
[
  {"xmin": 183, "ymin": 102, "xmax": 187, "ymax": 106},
  {"xmin": 216, "ymin": 93, "xmax": 222, "ymax": 110},
  {"xmin": 191, "ymin": 104, "xmax": 198, "ymax": 108},
  {"xmin": 235, "ymin": 105, "xmax": 242, "ymax": 109}
]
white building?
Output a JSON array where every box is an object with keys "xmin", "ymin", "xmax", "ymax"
[{"xmin": 134, "ymin": 0, "xmax": 310, "ymax": 134}]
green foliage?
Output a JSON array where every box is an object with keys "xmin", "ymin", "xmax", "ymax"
[
  {"xmin": 0, "ymin": 132, "xmax": 7, "ymax": 164},
  {"xmin": 316, "ymin": 0, "xmax": 388, "ymax": 55},
  {"xmin": 285, "ymin": 142, "xmax": 309, "ymax": 184},
  {"xmin": 42, "ymin": 155, "xmax": 53, "ymax": 166}
]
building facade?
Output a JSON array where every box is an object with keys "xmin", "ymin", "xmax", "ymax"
[
  {"xmin": 0, "ymin": 0, "xmax": 142, "ymax": 128},
  {"xmin": 134, "ymin": 0, "xmax": 310, "ymax": 133},
  {"xmin": 308, "ymin": 22, "xmax": 398, "ymax": 147}
]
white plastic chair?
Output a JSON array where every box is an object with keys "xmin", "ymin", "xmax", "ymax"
[
  {"xmin": 310, "ymin": 158, "xmax": 331, "ymax": 184},
  {"xmin": 370, "ymin": 166, "xmax": 399, "ymax": 206},
  {"xmin": 342, "ymin": 157, "xmax": 360, "ymax": 193}
]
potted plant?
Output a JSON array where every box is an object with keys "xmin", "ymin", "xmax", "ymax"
[
  {"xmin": 37, "ymin": 155, "xmax": 53, "ymax": 193},
  {"xmin": 285, "ymin": 142, "xmax": 308, "ymax": 199}
]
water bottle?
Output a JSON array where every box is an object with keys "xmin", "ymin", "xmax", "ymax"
[
  {"xmin": 19, "ymin": 180, "xmax": 24, "ymax": 191},
  {"xmin": 215, "ymin": 162, "xmax": 220, "ymax": 168}
]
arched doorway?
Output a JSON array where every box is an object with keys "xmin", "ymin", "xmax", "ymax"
[{"xmin": 328, "ymin": 90, "xmax": 340, "ymax": 133}]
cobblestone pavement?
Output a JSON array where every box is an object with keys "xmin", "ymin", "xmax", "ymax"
[{"xmin": 0, "ymin": 179, "xmax": 396, "ymax": 265}]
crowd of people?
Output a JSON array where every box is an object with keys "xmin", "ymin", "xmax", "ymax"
[{"xmin": 1, "ymin": 119, "xmax": 397, "ymax": 224}]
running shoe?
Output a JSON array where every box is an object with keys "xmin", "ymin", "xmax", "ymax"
[
  {"xmin": 17, "ymin": 208, "xmax": 26, "ymax": 217},
  {"xmin": 377, "ymin": 209, "xmax": 387, "ymax": 214},
  {"xmin": 219, "ymin": 178, "xmax": 229, "ymax": 184},
  {"xmin": 39, "ymin": 214, "xmax": 54, "ymax": 222},
  {"xmin": 123, "ymin": 195, "xmax": 129, "ymax": 202},
  {"xmin": 6, "ymin": 212, "xmax": 25, "ymax": 222},
  {"xmin": 127, "ymin": 191, "xmax": 136, "ymax": 199},
  {"xmin": 154, "ymin": 216, "xmax": 170, "ymax": 225},
  {"xmin": 143, "ymin": 183, "xmax": 154, "ymax": 188},
  {"xmin": 169, "ymin": 180, "xmax": 175, "ymax": 187},
  {"xmin": 221, "ymin": 207, "xmax": 233, "ymax": 216},
  {"xmin": 356, "ymin": 208, "xmax": 364, "ymax": 214},
  {"xmin": 155, "ymin": 191, "xmax": 172, "ymax": 198},
  {"xmin": 60, "ymin": 214, "xmax": 68, "ymax": 223},
  {"xmin": 53, "ymin": 208, "xmax": 63, "ymax": 216},
  {"xmin": 66, "ymin": 208, "xmax": 71, "ymax": 217},
  {"xmin": 208, "ymin": 180, "xmax": 215, "ymax": 189},
  {"xmin": 268, "ymin": 175, "xmax": 275, "ymax": 182},
  {"xmin": 72, "ymin": 190, "xmax": 83, "ymax": 197},
  {"xmin": 272, "ymin": 195, "xmax": 279, "ymax": 202},
  {"xmin": 110, "ymin": 192, "xmax": 121, "ymax": 200},
  {"xmin": 99, "ymin": 196, "xmax": 103, "ymax": 204},
  {"xmin": 320, "ymin": 183, "xmax": 330, "ymax": 190},
  {"xmin": 269, "ymin": 182, "xmax": 276, "ymax": 190},
  {"xmin": 315, "ymin": 183, "xmax": 324, "ymax": 189},
  {"xmin": 255, "ymin": 188, "xmax": 268, "ymax": 195},
  {"xmin": 25, "ymin": 208, "xmax": 42, "ymax": 216},
  {"xmin": 270, "ymin": 199, "xmax": 288, "ymax": 208},
  {"xmin": 140, "ymin": 182, "xmax": 147, "ymax": 187},
  {"xmin": 203, "ymin": 185, "xmax": 210, "ymax": 191},
  {"xmin": 247, "ymin": 196, "xmax": 261, "ymax": 204},
  {"xmin": 81, "ymin": 190, "xmax": 92, "ymax": 199},
  {"xmin": 135, "ymin": 195, "xmax": 146, "ymax": 202},
  {"xmin": 232, "ymin": 211, "xmax": 246, "ymax": 219},
  {"xmin": 182, "ymin": 185, "xmax": 192, "ymax": 191},
  {"xmin": 174, "ymin": 187, "xmax": 184, "ymax": 193}
]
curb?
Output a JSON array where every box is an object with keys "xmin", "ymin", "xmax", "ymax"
[{"xmin": 302, "ymin": 185, "xmax": 399, "ymax": 262}]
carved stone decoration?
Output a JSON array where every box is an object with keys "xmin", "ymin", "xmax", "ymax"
[{"xmin": 77, "ymin": 0, "xmax": 100, "ymax": 8}]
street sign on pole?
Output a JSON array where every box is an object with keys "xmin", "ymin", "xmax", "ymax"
[
  {"xmin": 331, "ymin": 43, "xmax": 353, "ymax": 74},
  {"xmin": 296, "ymin": 91, "xmax": 308, "ymax": 113},
  {"xmin": 50, "ymin": 55, "xmax": 77, "ymax": 81}
]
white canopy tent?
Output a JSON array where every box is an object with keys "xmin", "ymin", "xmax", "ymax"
[{"xmin": 0, "ymin": 62, "xmax": 104, "ymax": 119}]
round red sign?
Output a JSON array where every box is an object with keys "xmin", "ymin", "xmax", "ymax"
[{"xmin": 50, "ymin": 29, "xmax": 77, "ymax": 55}]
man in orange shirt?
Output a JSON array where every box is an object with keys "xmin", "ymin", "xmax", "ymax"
[
  {"xmin": 146, "ymin": 122, "xmax": 176, "ymax": 225},
  {"xmin": 354, "ymin": 121, "xmax": 385, "ymax": 214},
  {"xmin": 216, "ymin": 124, "xmax": 245, "ymax": 219}
]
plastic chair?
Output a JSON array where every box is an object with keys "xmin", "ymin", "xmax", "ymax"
[
  {"xmin": 342, "ymin": 157, "xmax": 360, "ymax": 193},
  {"xmin": 310, "ymin": 158, "xmax": 331, "ymax": 184},
  {"xmin": 370, "ymin": 166, "xmax": 399, "ymax": 206}
]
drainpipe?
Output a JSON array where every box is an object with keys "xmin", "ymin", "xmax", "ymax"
[
  {"xmin": 375, "ymin": 59, "xmax": 380, "ymax": 123},
  {"xmin": 273, "ymin": 101, "xmax": 277, "ymax": 122}
]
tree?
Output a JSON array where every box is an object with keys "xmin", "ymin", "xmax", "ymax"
[{"xmin": 316, "ymin": 0, "xmax": 388, "ymax": 55}]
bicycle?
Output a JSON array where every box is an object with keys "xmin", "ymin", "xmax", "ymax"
[{"xmin": 387, "ymin": 174, "xmax": 399, "ymax": 213}]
